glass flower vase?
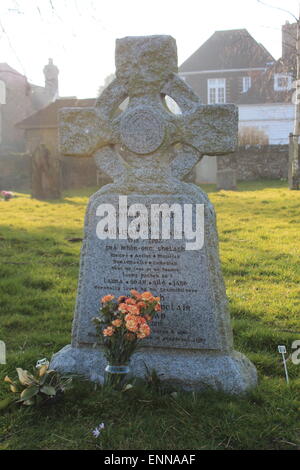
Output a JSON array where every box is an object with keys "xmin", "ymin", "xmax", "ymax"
[{"xmin": 104, "ymin": 364, "xmax": 131, "ymax": 390}]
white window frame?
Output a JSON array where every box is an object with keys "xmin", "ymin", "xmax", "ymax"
[
  {"xmin": 242, "ymin": 76, "xmax": 251, "ymax": 93},
  {"xmin": 207, "ymin": 78, "xmax": 226, "ymax": 104},
  {"xmin": 274, "ymin": 73, "xmax": 292, "ymax": 91}
]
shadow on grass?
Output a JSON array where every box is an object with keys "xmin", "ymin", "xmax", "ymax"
[{"xmin": 13, "ymin": 186, "xmax": 97, "ymax": 205}]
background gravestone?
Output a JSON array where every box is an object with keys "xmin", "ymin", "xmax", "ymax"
[
  {"xmin": 51, "ymin": 35, "xmax": 257, "ymax": 393},
  {"xmin": 31, "ymin": 143, "xmax": 61, "ymax": 200},
  {"xmin": 217, "ymin": 168, "xmax": 237, "ymax": 191}
]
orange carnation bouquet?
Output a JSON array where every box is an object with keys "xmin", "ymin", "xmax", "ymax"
[{"xmin": 92, "ymin": 290, "xmax": 160, "ymax": 387}]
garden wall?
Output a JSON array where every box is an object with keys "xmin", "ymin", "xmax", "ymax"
[
  {"xmin": 0, "ymin": 153, "xmax": 98, "ymax": 192},
  {"xmin": 0, "ymin": 144, "xmax": 290, "ymax": 192},
  {"xmin": 0, "ymin": 153, "xmax": 31, "ymax": 191},
  {"xmin": 217, "ymin": 144, "xmax": 289, "ymax": 181}
]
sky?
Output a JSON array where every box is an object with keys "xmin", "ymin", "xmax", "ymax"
[{"xmin": 0, "ymin": 0, "xmax": 299, "ymax": 98}]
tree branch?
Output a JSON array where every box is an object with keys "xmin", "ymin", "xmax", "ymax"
[{"xmin": 257, "ymin": 0, "xmax": 299, "ymax": 22}]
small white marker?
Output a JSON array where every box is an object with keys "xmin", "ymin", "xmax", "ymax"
[
  {"xmin": 36, "ymin": 358, "xmax": 49, "ymax": 369},
  {"xmin": 278, "ymin": 345, "xmax": 289, "ymax": 384},
  {"xmin": 0, "ymin": 341, "xmax": 6, "ymax": 364}
]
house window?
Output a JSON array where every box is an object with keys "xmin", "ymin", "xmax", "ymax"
[
  {"xmin": 274, "ymin": 74, "xmax": 292, "ymax": 91},
  {"xmin": 242, "ymin": 76, "xmax": 251, "ymax": 93},
  {"xmin": 207, "ymin": 78, "xmax": 226, "ymax": 104}
]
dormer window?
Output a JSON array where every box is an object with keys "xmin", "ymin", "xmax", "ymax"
[
  {"xmin": 274, "ymin": 73, "xmax": 292, "ymax": 91},
  {"xmin": 242, "ymin": 76, "xmax": 251, "ymax": 93}
]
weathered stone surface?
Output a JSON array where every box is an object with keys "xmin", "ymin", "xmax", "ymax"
[
  {"xmin": 217, "ymin": 169, "xmax": 237, "ymax": 191},
  {"xmin": 120, "ymin": 108, "xmax": 165, "ymax": 155},
  {"xmin": 51, "ymin": 35, "xmax": 257, "ymax": 393},
  {"xmin": 67, "ymin": 193, "xmax": 232, "ymax": 352},
  {"xmin": 31, "ymin": 143, "xmax": 61, "ymax": 200},
  {"xmin": 51, "ymin": 345, "xmax": 257, "ymax": 394},
  {"xmin": 217, "ymin": 145, "xmax": 289, "ymax": 181}
]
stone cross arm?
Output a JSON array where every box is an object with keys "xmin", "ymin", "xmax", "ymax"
[
  {"xmin": 182, "ymin": 104, "xmax": 238, "ymax": 156},
  {"xmin": 59, "ymin": 107, "xmax": 113, "ymax": 157},
  {"xmin": 59, "ymin": 101, "xmax": 238, "ymax": 160}
]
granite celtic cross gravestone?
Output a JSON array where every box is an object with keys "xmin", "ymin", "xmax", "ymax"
[{"xmin": 51, "ymin": 35, "xmax": 257, "ymax": 393}]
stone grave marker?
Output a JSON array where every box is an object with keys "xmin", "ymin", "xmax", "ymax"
[
  {"xmin": 217, "ymin": 168, "xmax": 237, "ymax": 191},
  {"xmin": 51, "ymin": 35, "xmax": 257, "ymax": 393},
  {"xmin": 31, "ymin": 143, "xmax": 62, "ymax": 200}
]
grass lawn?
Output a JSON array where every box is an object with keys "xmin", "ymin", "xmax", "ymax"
[{"xmin": 0, "ymin": 179, "xmax": 299, "ymax": 450}]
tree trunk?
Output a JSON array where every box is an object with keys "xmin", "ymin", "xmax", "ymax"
[{"xmin": 290, "ymin": 16, "xmax": 300, "ymax": 189}]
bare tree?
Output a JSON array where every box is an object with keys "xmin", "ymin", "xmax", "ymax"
[{"xmin": 257, "ymin": 0, "xmax": 300, "ymax": 189}]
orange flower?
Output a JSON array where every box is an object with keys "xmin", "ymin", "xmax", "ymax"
[
  {"xmin": 155, "ymin": 303, "xmax": 161, "ymax": 312},
  {"xmin": 118, "ymin": 303, "xmax": 129, "ymax": 313},
  {"xmin": 137, "ymin": 301, "xmax": 146, "ymax": 309},
  {"xmin": 130, "ymin": 289, "xmax": 141, "ymax": 299},
  {"xmin": 125, "ymin": 313, "xmax": 135, "ymax": 322},
  {"xmin": 103, "ymin": 326, "xmax": 115, "ymax": 336},
  {"xmin": 112, "ymin": 319, "xmax": 122, "ymax": 327},
  {"xmin": 126, "ymin": 317, "xmax": 139, "ymax": 332},
  {"xmin": 141, "ymin": 291, "xmax": 154, "ymax": 301},
  {"xmin": 137, "ymin": 323, "xmax": 151, "ymax": 339},
  {"xmin": 125, "ymin": 313, "xmax": 146, "ymax": 331},
  {"xmin": 118, "ymin": 295, "xmax": 127, "ymax": 303},
  {"xmin": 154, "ymin": 296, "xmax": 160, "ymax": 302},
  {"xmin": 137, "ymin": 316, "xmax": 146, "ymax": 325},
  {"xmin": 126, "ymin": 304, "xmax": 140, "ymax": 315},
  {"xmin": 101, "ymin": 294, "xmax": 115, "ymax": 303},
  {"xmin": 145, "ymin": 314, "xmax": 152, "ymax": 322},
  {"xmin": 125, "ymin": 298, "xmax": 136, "ymax": 305}
]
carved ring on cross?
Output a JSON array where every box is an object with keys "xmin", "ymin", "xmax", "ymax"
[{"xmin": 59, "ymin": 36, "xmax": 238, "ymax": 188}]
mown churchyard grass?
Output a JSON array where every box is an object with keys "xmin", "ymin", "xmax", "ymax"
[{"xmin": 0, "ymin": 180, "xmax": 299, "ymax": 450}]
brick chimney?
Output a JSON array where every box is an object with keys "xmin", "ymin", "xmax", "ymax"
[
  {"xmin": 43, "ymin": 58, "xmax": 59, "ymax": 101},
  {"xmin": 282, "ymin": 21, "xmax": 297, "ymax": 60}
]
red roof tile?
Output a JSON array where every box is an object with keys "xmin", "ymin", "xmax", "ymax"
[
  {"xmin": 180, "ymin": 29, "xmax": 274, "ymax": 72},
  {"xmin": 16, "ymin": 97, "xmax": 96, "ymax": 129}
]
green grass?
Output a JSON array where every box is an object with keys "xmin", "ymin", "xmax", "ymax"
[{"xmin": 0, "ymin": 180, "xmax": 299, "ymax": 450}]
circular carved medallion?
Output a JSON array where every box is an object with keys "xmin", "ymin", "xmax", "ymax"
[{"xmin": 120, "ymin": 108, "xmax": 165, "ymax": 154}]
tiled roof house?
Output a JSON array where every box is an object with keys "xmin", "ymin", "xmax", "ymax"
[
  {"xmin": 179, "ymin": 25, "xmax": 295, "ymax": 146},
  {"xmin": 0, "ymin": 59, "xmax": 59, "ymax": 156},
  {"xmin": 16, "ymin": 98, "xmax": 99, "ymax": 190}
]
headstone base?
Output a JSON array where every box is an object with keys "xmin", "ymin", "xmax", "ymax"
[{"xmin": 51, "ymin": 345, "xmax": 257, "ymax": 394}]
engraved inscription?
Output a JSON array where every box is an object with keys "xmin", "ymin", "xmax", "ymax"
[{"xmin": 77, "ymin": 195, "xmax": 221, "ymax": 351}]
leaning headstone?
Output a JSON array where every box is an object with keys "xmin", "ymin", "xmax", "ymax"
[
  {"xmin": 31, "ymin": 143, "xmax": 61, "ymax": 200},
  {"xmin": 51, "ymin": 35, "xmax": 257, "ymax": 393},
  {"xmin": 217, "ymin": 168, "xmax": 237, "ymax": 190}
]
